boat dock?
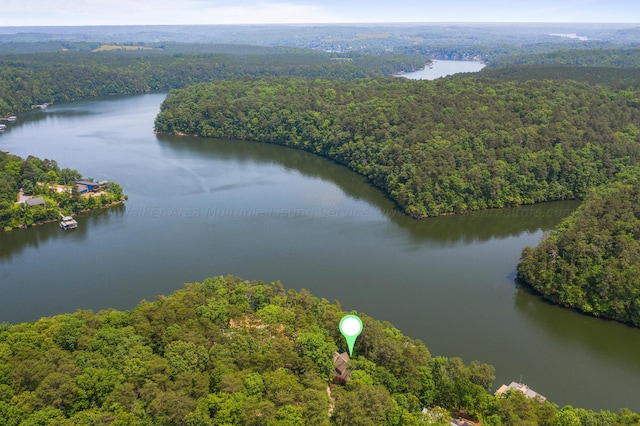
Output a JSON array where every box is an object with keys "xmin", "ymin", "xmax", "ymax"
[
  {"xmin": 59, "ymin": 215, "xmax": 78, "ymax": 230},
  {"xmin": 0, "ymin": 115, "xmax": 16, "ymax": 131}
]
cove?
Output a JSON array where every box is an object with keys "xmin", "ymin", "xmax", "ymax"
[{"xmin": 1, "ymin": 93, "xmax": 640, "ymax": 411}]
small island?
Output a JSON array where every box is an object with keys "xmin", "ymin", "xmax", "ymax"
[{"xmin": 0, "ymin": 151, "xmax": 126, "ymax": 232}]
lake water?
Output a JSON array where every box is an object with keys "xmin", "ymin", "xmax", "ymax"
[
  {"xmin": 1, "ymin": 92, "xmax": 640, "ymax": 412},
  {"xmin": 399, "ymin": 59, "xmax": 486, "ymax": 80}
]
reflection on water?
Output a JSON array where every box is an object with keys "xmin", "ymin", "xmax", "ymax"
[
  {"xmin": 512, "ymin": 284, "xmax": 640, "ymax": 406},
  {"xmin": 515, "ymin": 284, "xmax": 640, "ymax": 367},
  {"xmin": 0, "ymin": 198, "xmax": 126, "ymax": 262},
  {"xmin": 156, "ymin": 133, "xmax": 580, "ymax": 246},
  {"xmin": 390, "ymin": 201, "xmax": 579, "ymax": 246}
]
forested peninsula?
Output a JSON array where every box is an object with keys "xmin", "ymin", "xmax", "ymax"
[
  {"xmin": 1, "ymin": 275, "xmax": 638, "ymax": 425},
  {"xmin": 0, "ymin": 151, "xmax": 125, "ymax": 231},
  {"xmin": 517, "ymin": 169, "xmax": 640, "ymax": 326},
  {"xmin": 154, "ymin": 77, "xmax": 640, "ymax": 217}
]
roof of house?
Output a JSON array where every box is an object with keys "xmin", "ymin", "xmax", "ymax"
[
  {"xmin": 76, "ymin": 180, "xmax": 104, "ymax": 187},
  {"xmin": 495, "ymin": 382, "xmax": 547, "ymax": 402},
  {"xmin": 333, "ymin": 351, "xmax": 351, "ymax": 383},
  {"xmin": 25, "ymin": 197, "xmax": 45, "ymax": 206}
]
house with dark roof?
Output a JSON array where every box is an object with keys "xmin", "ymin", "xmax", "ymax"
[
  {"xmin": 75, "ymin": 181, "xmax": 106, "ymax": 194},
  {"xmin": 24, "ymin": 197, "xmax": 45, "ymax": 207},
  {"xmin": 333, "ymin": 352, "xmax": 351, "ymax": 384}
]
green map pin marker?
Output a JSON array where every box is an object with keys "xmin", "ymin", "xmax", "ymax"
[{"xmin": 339, "ymin": 314, "xmax": 363, "ymax": 357}]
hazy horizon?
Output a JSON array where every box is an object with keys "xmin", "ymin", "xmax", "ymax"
[
  {"xmin": 4, "ymin": 0, "xmax": 639, "ymax": 27},
  {"xmin": 1, "ymin": 22, "xmax": 638, "ymax": 28}
]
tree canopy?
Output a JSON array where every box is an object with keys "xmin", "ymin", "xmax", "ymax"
[{"xmin": 487, "ymin": 47, "xmax": 640, "ymax": 69}]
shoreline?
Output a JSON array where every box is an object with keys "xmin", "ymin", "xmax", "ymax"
[
  {"xmin": 160, "ymin": 130, "xmax": 581, "ymax": 220},
  {"xmin": 1, "ymin": 199, "xmax": 126, "ymax": 232}
]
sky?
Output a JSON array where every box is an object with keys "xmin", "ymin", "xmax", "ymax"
[{"xmin": 3, "ymin": 0, "xmax": 639, "ymax": 26}]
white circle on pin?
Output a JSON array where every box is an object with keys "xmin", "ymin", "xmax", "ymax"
[{"xmin": 341, "ymin": 316, "xmax": 362, "ymax": 336}]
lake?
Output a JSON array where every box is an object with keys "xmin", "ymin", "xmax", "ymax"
[
  {"xmin": 399, "ymin": 59, "xmax": 486, "ymax": 80},
  {"xmin": 1, "ymin": 92, "xmax": 640, "ymax": 412}
]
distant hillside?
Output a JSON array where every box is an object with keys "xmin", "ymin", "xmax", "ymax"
[
  {"xmin": 488, "ymin": 47, "xmax": 640, "ymax": 69},
  {"xmin": 0, "ymin": 49, "xmax": 425, "ymax": 116},
  {"xmin": 476, "ymin": 46, "xmax": 640, "ymax": 87},
  {"xmin": 477, "ymin": 65, "xmax": 640, "ymax": 87},
  {"xmin": 3, "ymin": 23, "xmax": 640, "ymax": 59}
]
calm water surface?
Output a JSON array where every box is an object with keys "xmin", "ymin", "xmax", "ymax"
[
  {"xmin": 1, "ymin": 93, "xmax": 640, "ymax": 411},
  {"xmin": 400, "ymin": 59, "xmax": 485, "ymax": 80}
]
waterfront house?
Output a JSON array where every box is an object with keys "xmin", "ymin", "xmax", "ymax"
[
  {"xmin": 495, "ymin": 381, "xmax": 547, "ymax": 402},
  {"xmin": 75, "ymin": 180, "xmax": 106, "ymax": 194},
  {"xmin": 24, "ymin": 197, "xmax": 46, "ymax": 207},
  {"xmin": 333, "ymin": 352, "xmax": 351, "ymax": 384}
]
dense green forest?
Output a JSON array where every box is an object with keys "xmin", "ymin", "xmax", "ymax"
[
  {"xmin": 487, "ymin": 47, "xmax": 640, "ymax": 69},
  {"xmin": 476, "ymin": 47, "xmax": 640, "ymax": 87},
  {"xmin": 477, "ymin": 65, "xmax": 640, "ymax": 88},
  {"xmin": 0, "ymin": 151, "xmax": 125, "ymax": 231},
  {"xmin": 0, "ymin": 49, "xmax": 425, "ymax": 116},
  {"xmin": 517, "ymin": 169, "xmax": 640, "ymax": 326},
  {"xmin": 154, "ymin": 76, "xmax": 640, "ymax": 217},
  {"xmin": 1, "ymin": 275, "xmax": 639, "ymax": 425}
]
